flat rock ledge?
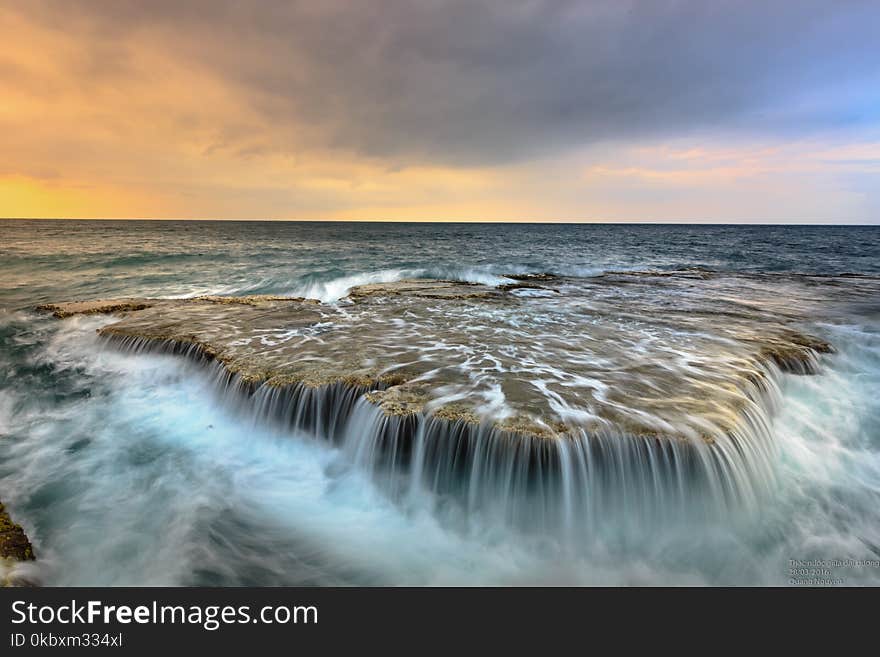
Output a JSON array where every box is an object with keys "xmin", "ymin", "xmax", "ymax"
[{"xmin": 36, "ymin": 276, "xmax": 835, "ymax": 444}]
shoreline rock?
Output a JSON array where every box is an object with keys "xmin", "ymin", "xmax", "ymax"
[
  {"xmin": 36, "ymin": 275, "xmax": 842, "ymax": 444},
  {"xmin": 1, "ymin": 501, "xmax": 35, "ymax": 587}
]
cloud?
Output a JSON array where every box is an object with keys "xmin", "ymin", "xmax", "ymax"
[
  {"xmin": 1, "ymin": 1, "xmax": 878, "ymax": 221},
  {"xmin": 13, "ymin": 0, "xmax": 880, "ymax": 166}
]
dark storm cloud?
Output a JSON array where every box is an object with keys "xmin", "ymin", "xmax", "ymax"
[{"xmin": 21, "ymin": 0, "xmax": 880, "ymax": 165}]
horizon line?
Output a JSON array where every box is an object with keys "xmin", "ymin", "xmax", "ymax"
[{"xmin": 2, "ymin": 217, "xmax": 879, "ymax": 226}]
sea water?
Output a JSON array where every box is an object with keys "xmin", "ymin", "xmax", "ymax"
[{"xmin": 1, "ymin": 220, "xmax": 878, "ymax": 585}]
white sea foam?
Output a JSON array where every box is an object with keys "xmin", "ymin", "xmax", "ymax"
[
  {"xmin": 288, "ymin": 269, "xmax": 421, "ymax": 303},
  {"xmin": 0, "ymin": 311, "xmax": 878, "ymax": 585},
  {"xmin": 2, "ymin": 221, "xmax": 878, "ymax": 585},
  {"xmin": 285, "ymin": 267, "xmax": 515, "ymax": 303}
]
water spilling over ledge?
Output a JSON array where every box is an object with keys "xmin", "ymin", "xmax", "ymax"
[{"xmin": 37, "ymin": 271, "xmax": 855, "ymax": 534}]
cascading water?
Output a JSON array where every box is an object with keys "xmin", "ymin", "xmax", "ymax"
[
  {"xmin": 2, "ymin": 221, "xmax": 880, "ymax": 586},
  {"xmin": 97, "ymin": 328, "xmax": 788, "ymax": 541}
]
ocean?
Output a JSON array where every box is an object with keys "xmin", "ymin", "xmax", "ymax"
[{"xmin": 1, "ymin": 219, "xmax": 879, "ymax": 585}]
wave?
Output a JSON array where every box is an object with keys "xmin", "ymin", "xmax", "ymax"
[
  {"xmin": 276, "ymin": 267, "xmax": 512, "ymax": 303},
  {"xmin": 157, "ymin": 265, "xmax": 720, "ymax": 304},
  {"xmin": 286, "ymin": 269, "xmax": 425, "ymax": 303}
]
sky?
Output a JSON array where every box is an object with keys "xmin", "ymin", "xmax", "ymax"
[{"xmin": 2, "ymin": 0, "xmax": 879, "ymax": 223}]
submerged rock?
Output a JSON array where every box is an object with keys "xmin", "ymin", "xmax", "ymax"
[
  {"xmin": 35, "ymin": 272, "xmax": 880, "ymax": 533},
  {"xmin": 36, "ymin": 298, "xmax": 152, "ymax": 318},
  {"xmin": 346, "ymin": 279, "xmax": 495, "ymax": 300},
  {"xmin": 502, "ymin": 273, "xmax": 559, "ymax": 281},
  {"xmin": 38, "ymin": 274, "xmax": 850, "ymax": 446}
]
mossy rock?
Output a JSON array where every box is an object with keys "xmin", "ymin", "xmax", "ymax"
[{"xmin": 0, "ymin": 502, "xmax": 35, "ymax": 562}]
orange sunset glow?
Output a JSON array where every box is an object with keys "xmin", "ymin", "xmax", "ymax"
[{"xmin": 2, "ymin": 2, "xmax": 879, "ymax": 222}]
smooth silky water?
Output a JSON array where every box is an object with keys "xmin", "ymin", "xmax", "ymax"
[{"xmin": 1, "ymin": 220, "xmax": 879, "ymax": 585}]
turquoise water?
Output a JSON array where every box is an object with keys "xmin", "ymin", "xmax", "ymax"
[{"xmin": 1, "ymin": 220, "xmax": 879, "ymax": 585}]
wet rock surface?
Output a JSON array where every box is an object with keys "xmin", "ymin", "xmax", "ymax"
[
  {"xmin": 38, "ymin": 272, "xmax": 873, "ymax": 443},
  {"xmin": 1, "ymin": 501, "xmax": 34, "ymax": 586},
  {"xmin": 0, "ymin": 502, "xmax": 33, "ymax": 562}
]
